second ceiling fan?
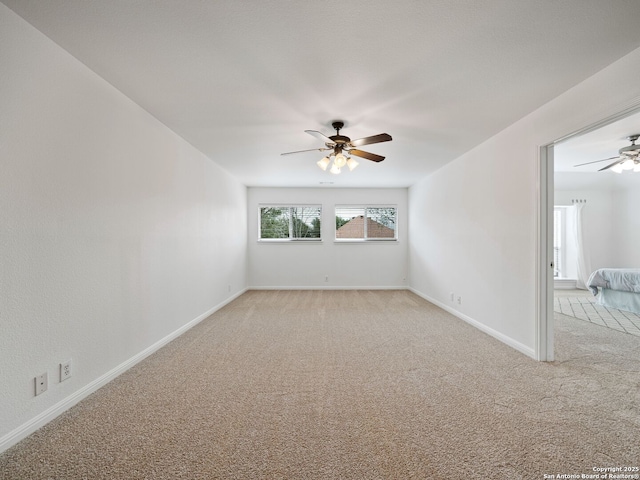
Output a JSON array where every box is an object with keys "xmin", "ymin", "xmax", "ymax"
[{"xmin": 573, "ymin": 134, "xmax": 640, "ymax": 172}]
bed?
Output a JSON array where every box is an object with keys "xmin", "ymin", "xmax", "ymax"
[{"xmin": 587, "ymin": 268, "xmax": 640, "ymax": 315}]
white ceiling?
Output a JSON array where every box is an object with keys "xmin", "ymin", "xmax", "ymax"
[{"xmin": 4, "ymin": 0, "xmax": 640, "ymax": 188}]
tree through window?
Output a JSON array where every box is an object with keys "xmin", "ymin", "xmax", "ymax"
[{"xmin": 259, "ymin": 206, "xmax": 322, "ymax": 240}]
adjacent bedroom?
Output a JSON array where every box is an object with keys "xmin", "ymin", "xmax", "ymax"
[{"xmin": 553, "ymin": 109, "xmax": 640, "ymax": 343}]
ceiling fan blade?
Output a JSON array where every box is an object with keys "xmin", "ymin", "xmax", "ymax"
[
  {"xmin": 573, "ymin": 156, "xmax": 619, "ymax": 168},
  {"xmin": 280, "ymin": 147, "xmax": 331, "ymax": 156},
  {"xmin": 598, "ymin": 158, "xmax": 623, "ymax": 171},
  {"xmin": 349, "ymin": 133, "xmax": 392, "ymax": 147},
  {"xmin": 305, "ymin": 130, "xmax": 335, "ymax": 145},
  {"xmin": 349, "ymin": 149, "xmax": 385, "ymax": 163}
]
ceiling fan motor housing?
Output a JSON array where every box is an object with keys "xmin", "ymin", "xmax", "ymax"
[
  {"xmin": 619, "ymin": 134, "xmax": 640, "ymax": 155},
  {"xmin": 329, "ymin": 135, "xmax": 350, "ymax": 145},
  {"xmin": 329, "ymin": 121, "xmax": 350, "ymax": 145}
]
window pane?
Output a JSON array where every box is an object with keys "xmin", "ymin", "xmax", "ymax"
[
  {"xmin": 336, "ymin": 206, "xmax": 397, "ymax": 240},
  {"xmin": 291, "ymin": 206, "xmax": 322, "ymax": 238},
  {"xmin": 366, "ymin": 207, "xmax": 396, "ymax": 239},
  {"xmin": 336, "ymin": 207, "xmax": 365, "ymax": 239},
  {"xmin": 260, "ymin": 207, "xmax": 290, "ymax": 239}
]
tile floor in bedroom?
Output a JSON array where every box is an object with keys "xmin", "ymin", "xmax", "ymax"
[{"xmin": 554, "ymin": 289, "xmax": 640, "ymax": 337}]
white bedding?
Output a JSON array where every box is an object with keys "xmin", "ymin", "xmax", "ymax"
[
  {"xmin": 597, "ymin": 288, "xmax": 640, "ymax": 315},
  {"xmin": 587, "ymin": 268, "xmax": 640, "ymax": 296}
]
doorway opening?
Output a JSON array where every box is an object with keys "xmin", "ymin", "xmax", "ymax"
[{"xmin": 538, "ymin": 106, "xmax": 640, "ymax": 361}]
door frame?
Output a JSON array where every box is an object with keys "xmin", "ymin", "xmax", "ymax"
[
  {"xmin": 536, "ymin": 102, "xmax": 640, "ymax": 362},
  {"xmin": 536, "ymin": 144, "xmax": 554, "ymax": 361}
]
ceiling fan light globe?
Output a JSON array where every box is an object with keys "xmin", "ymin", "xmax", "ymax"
[
  {"xmin": 621, "ymin": 159, "xmax": 635, "ymax": 170},
  {"xmin": 317, "ymin": 157, "xmax": 330, "ymax": 171},
  {"xmin": 334, "ymin": 153, "xmax": 347, "ymax": 168},
  {"xmin": 611, "ymin": 163, "xmax": 624, "ymax": 173},
  {"xmin": 329, "ymin": 163, "xmax": 341, "ymax": 175},
  {"xmin": 346, "ymin": 157, "xmax": 359, "ymax": 171},
  {"xmin": 633, "ymin": 162, "xmax": 640, "ymax": 173}
]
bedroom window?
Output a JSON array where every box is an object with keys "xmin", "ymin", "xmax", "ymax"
[
  {"xmin": 259, "ymin": 205, "xmax": 322, "ymax": 241},
  {"xmin": 335, "ymin": 205, "xmax": 397, "ymax": 241}
]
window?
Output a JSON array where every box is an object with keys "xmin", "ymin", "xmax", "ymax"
[
  {"xmin": 335, "ymin": 205, "xmax": 397, "ymax": 241},
  {"xmin": 259, "ymin": 205, "xmax": 322, "ymax": 241}
]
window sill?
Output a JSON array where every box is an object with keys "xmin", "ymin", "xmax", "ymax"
[
  {"xmin": 257, "ymin": 239, "xmax": 323, "ymax": 244},
  {"xmin": 334, "ymin": 239, "xmax": 398, "ymax": 244}
]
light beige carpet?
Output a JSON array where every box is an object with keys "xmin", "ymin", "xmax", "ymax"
[{"xmin": 1, "ymin": 290, "xmax": 639, "ymax": 479}]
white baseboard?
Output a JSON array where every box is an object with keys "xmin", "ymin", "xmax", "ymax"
[
  {"xmin": 248, "ymin": 286, "xmax": 407, "ymax": 290},
  {"xmin": 554, "ymin": 278, "xmax": 577, "ymax": 289},
  {"xmin": 409, "ymin": 288, "xmax": 536, "ymax": 360},
  {"xmin": 0, "ymin": 288, "xmax": 248, "ymax": 455}
]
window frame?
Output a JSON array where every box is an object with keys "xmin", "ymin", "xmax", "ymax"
[
  {"xmin": 334, "ymin": 204, "xmax": 398, "ymax": 242},
  {"xmin": 258, "ymin": 204, "xmax": 323, "ymax": 242}
]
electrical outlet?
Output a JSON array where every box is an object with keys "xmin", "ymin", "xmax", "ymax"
[
  {"xmin": 35, "ymin": 372, "xmax": 48, "ymax": 396},
  {"xmin": 325, "ymin": 275, "xmax": 328, "ymax": 282},
  {"xmin": 60, "ymin": 359, "xmax": 72, "ymax": 382},
  {"xmin": 228, "ymin": 284, "xmax": 231, "ymax": 292},
  {"xmin": 450, "ymin": 292, "xmax": 454, "ymax": 301},
  {"xmin": 457, "ymin": 296, "xmax": 462, "ymax": 305}
]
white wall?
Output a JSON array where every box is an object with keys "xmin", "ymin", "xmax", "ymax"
[
  {"xmin": 554, "ymin": 184, "xmax": 615, "ymax": 274},
  {"xmin": 248, "ymin": 188, "xmax": 407, "ymax": 288},
  {"xmin": 611, "ymin": 175, "xmax": 640, "ymax": 268},
  {"xmin": 408, "ymin": 45, "xmax": 640, "ymax": 358},
  {"xmin": 613, "ymin": 188, "xmax": 640, "ymax": 268},
  {"xmin": 555, "ymin": 172, "xmax": 640, "ymax": 270},
  {"xmin": 0, "ymin": 5, "xmax": 247, "ymax": 450}
]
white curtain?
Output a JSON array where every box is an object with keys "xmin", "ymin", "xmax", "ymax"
[{"xmin": 572, "ymin": 203, "xmax": 591, "ymax": 290}]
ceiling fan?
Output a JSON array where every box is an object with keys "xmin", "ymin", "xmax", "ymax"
[
  {"xmin": 281, "ymin": 121, "xmax": 392, "ymax": 174},
  {"xmin": 573, "ymin": 134, "xmax": 640, "ymax": 173}
]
